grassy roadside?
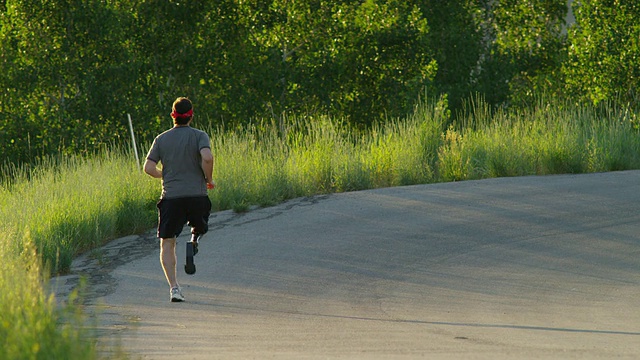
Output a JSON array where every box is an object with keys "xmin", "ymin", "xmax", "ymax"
[
  {"xmin": 0, "ymin": 228, "xmax": 96, "ymax": 359},
  {"xmin": 438, "ymin": 99, "xmax": 640, "ymax": 181},
  {"xmin": 1, "ymin": 97, "xmax": 638, "ymax": 359}
]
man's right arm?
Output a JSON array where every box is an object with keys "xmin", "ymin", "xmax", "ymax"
[
  {"xmin": 144, "ymin": 159, "xmax": 162, "ymax": 179},
  {"xmin": 145, "ymin": 138, "xmax": 162, "ymax": 179}
]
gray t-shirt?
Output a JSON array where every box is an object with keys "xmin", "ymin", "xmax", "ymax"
[{"xmin": 146, "ymin": 126, "xmax": 211, "ymax": 199}]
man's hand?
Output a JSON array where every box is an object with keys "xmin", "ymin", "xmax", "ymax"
[{"xmin": 207, "ymin": 180, "xmax": 216, "ymax": 190}]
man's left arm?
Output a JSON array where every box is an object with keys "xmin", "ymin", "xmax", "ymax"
[{"xmin": 200, "ymin": 147, "xmax": 214, "ymax": 188}]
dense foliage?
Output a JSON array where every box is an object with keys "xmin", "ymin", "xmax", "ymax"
[{"xmin": 1, "ymin": 0, "xmax": 639, "ymax": 165}]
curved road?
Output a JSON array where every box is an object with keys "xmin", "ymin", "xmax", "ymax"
[{"xmin": 58, "ymin": 171, "xmax": 640, "ymax": 359}]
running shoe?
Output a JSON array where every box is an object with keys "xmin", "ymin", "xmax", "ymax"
[{"xmin": 170, "ymin": 287, "xmax": 185, "ymax": 302}]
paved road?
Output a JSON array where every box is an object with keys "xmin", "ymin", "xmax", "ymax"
[{"xmin": 57, "ymin": 171, "xmax": 640, "ymax": 359}]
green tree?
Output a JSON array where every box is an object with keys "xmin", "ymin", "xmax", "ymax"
[
  {"xmin": 249, "ymin": 0, "xmax": 437, "ymax": 125},
  {"xmin": 417, "ymin": 0, "xmax": 568, "ymax": 112},
  {"xmin": 334, "ymin": 0, "xmax": 437, "ymax": 124},
  {"xmin": 563, "ymin": 0, "xmax": 640, "ymax": 105},
  {"xmin": 420, "ymin": 0, "xmax": 488, "ymax": 111},
  {"xmin": 0, "ymin": 0, "xmax": 136, "ymax": 163},
  {"xmin": 2, "ymin": 0, "xmax": 596, "ymax": 166},
  {"xmin": 490, "ymin": 0, "xmax": 568, "ymax": 106},
  {"xmin": 116, "ymin": 0, "xmax": 278, "ymax": 128},
  {"xmin": 117, "ymin": 0, "xmax": 216, "ymax": 132},
  {"xmin": 197, "ymin": 0, "xmax": 286, "ymax": 125}
]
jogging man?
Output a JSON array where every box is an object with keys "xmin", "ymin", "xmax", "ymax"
[{"xmin": 144, "ymin": 97, "xmax": 215, "ymax": 302}]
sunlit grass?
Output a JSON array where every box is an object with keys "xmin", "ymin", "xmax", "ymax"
[
  {"xmin": 211, "ymin": 97, "xmax": 449, "ymax": 211},
  {"xmin": 0, "ymin": 228, "xmax": 96, "ymax": 360},
  {"xmin": 0, "ymin": 149, "xmax": 158, "ymax": 274},
  {"xmin": 437, "ymin": 98, "xmax": 640, "ymax": 181}
]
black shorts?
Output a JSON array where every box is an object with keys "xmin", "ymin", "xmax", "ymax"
[{"xmin": 156, "ymin": 196, "xmax": 212, "ymax": 239}]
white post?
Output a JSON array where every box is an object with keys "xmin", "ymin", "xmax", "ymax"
[{"xmin": 127, "ymin": 114, "xmax": 140, "ymax": 169}]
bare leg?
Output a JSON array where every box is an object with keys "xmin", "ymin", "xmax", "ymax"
[{"xmin": 160, "ymin": 237, "xmax": 178, "ymax": 288}]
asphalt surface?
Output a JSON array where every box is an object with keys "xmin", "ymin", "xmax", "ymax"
[{"xmin": 56, "ymin": 171, "xmax": 640, "ymax": 359}]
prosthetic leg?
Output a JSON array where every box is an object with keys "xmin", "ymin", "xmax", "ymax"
[{"xmin": 184, "ymin": 233, "xmax": 202, "ymax": 275}]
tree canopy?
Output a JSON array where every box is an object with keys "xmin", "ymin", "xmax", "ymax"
[{"xmin": 0, "ymin": 0, "xmax": 637, "ymax": 165}]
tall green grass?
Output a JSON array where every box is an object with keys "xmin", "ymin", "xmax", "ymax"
[
  {"xmin": 437, "ymin": 98, "xmax": 640, "ymax": 181},
  {"xmin": 0, "ymin": 228, "xmax": 96, "ymax": 360},
  {"xmin": 210, "ymin": 97, "xmax": 448, "ymax": 211},
  {"xmin": 0, "ymin": 149, "xmax": 159, "ymax": 274},
  {"xmin": 1, "ymin": 97, "xmax": 639, "ymax": 359}
]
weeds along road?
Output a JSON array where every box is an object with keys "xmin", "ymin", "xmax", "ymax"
[{"xmin": 56, "ymin": 171, "xmax": 640, "ymax": 359}]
